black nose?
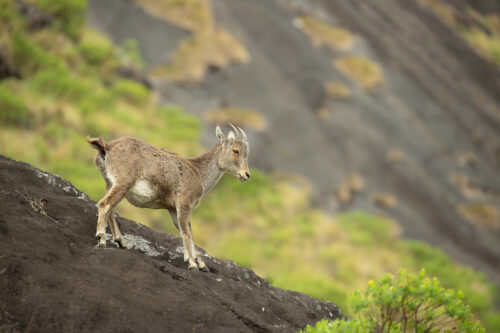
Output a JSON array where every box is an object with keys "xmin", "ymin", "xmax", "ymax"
[{"xmin": 246, "ymin": 172, "xmax": 251, "ymax": 179}]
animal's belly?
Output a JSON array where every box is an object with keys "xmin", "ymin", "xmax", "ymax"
[{"xmin": 125, "ymin": 179, "xmax": 163, "ymax": 209}]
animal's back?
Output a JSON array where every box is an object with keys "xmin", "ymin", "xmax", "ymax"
[
  {"xmin": 105, "ymin": 136, "xmax": 179, "ymax": 178},
  {"xmin": 89, "ymin": 136, "xmax": 203, "ymax": 208}
]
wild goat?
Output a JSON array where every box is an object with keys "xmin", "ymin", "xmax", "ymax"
[{"xmin": 87, "ymin": 124, "xmax": 250, "ymax": 271}]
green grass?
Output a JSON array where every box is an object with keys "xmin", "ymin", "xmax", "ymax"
[{"xmin": 0, "ymin": 85, "xmax": 31, "ymax": 127}]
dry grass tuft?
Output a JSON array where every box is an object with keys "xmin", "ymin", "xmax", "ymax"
[
  {"xmin": 325, "ymin": 81, "xmax": 351, "ymax": 100},
  {"xmin": 448, "ymin": 173, "xmax": 488, "ymax": 200},
  {"xmin": 372, "ymin": 193, "xmax": 397, "ymax": 209},
  {"xmin": 134, "ymin": 0, "xmax": 212, "ymax": 32},
  {"xmin": 386, "ymin": 149, "xmax": 406, "ymax": 163},
  {"xmin": 295, "ymin": 15, "xmax": 354, "ymax": 51},
  {"xmin": 334, "ymin": 56, "xmax": 384, "ymax": 91},
  {"xmin": 204, "ymin": 106, "xmax": 266, "ymax": 132},
  {"xmin": 316, "ymin": 107, "xmax": 330, "ymax": 119},
  {"xmin": 335, "ymin": 173, "xmax": 365, "ymax": 205},
  {"xmin": 458, "ymin": 203, "xmax": 499, "ymax": 230},
  {"xmin": 456, "ymin": 152, "xmax": 477, "ymax": 168}
]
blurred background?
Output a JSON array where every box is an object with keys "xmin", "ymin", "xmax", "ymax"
[{"xmin": 1, "ymin": 0, "xmax": 499, "ymax": 329}]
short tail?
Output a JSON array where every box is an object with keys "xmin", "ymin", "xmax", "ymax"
[{"xmin": 86, "ymin": 136, "xmax": 107, "ymax": 159}]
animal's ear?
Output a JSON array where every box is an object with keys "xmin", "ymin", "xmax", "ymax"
[
  {"xmin": 215, "ymin": 125, "xmax": 225, "ymax": 141},
  {"xmin": 227, "ymin": 130, "xmax": 236, "ymax": 140}
]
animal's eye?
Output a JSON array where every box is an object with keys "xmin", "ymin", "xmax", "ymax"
[{"xmin": 232, "ymin": 149, "xmax": 240, "ymax": 154}]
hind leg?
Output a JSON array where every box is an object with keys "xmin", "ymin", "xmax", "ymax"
[
  {"xmin": 108, "ymin": 210, "xmax": 126, "ymax": 248},
  {"xmin": 95, "ymin": 183, "xmax": 130, "ymax": 247}
]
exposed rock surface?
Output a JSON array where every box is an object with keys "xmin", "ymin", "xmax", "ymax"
[{"xmin": 0, "ymin": 155, "xmax": 342, "ymax": 333}]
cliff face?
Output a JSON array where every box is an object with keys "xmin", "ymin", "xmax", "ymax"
[{"xmin": 0, "ymin": 155, "xmax": 342, "ymax": 333}]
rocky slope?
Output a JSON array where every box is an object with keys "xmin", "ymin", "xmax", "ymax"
[
  {"xmin": 86, "ymin": 0, "xmax": 500, "ymax": 283},
  {"xmin": 0, "ymin": 155, "xmax": 342, "ymax": 333}
]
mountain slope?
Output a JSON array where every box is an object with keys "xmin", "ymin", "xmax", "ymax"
[{"xmin": 0, "ymin": 155, "xmax": 342, "ymax": 332}]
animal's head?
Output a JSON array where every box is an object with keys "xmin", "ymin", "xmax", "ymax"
[{"xmin": 215, "ymin": 124, "xmax": 250, "ymax": 182}]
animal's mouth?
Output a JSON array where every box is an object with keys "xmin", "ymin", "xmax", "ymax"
[{"xmin": 239, "ymin": 175, "xmax": 248, "ymax": 182}]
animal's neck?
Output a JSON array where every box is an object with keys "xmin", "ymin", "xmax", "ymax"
[{"xmin": 189, "ymin": 143, "xmax": 225, "ymax": 195}]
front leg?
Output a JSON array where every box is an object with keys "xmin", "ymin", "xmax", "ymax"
[{"xmin": 176, "ymin": 205, "xmax": 208, "ymax": 272}]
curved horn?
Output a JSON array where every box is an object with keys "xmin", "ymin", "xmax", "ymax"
[
  {"xmin": 237, "ymin": 126, "xmax": 247, "ymax": 141},
  {"xmin": 228, "ymin": 123, "xmax": 241, "ymax": 139}
]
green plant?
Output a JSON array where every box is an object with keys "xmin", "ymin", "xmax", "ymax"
[
  {"xmin": 10, "ymin": 33, "xmax": 62, "ymax": 74},
  {"xmin": 302, "ymin": 270, "xmax": 484, "ymax": 333},
  {"xmin": 79, "ymin": 30, "xmax": 115, "ymax": 65},
  {"xmin": 119, "ymin": 39, "xmax": 145, "ymax": 69},
  {"xmin": 0, "ymin": 85, "xmax": 32, "ymax": 127},
  {"xmin": 112, "ymin": 79, "xmax": 150, "ymax": 105},
  {"xmin": 38, "ymin": 0, "xmax": 87, "ymax": 39},
  {"xmin": 30, "ymin": 68, "xmax": 92, "ymax": 100}
]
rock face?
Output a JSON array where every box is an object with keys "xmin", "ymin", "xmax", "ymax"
[{"xmin": 0, "ymin": 155, "xmax": 342, "ymax": 333}]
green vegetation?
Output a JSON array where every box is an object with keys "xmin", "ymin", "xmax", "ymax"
[
  {"xmin": 0, "ymin": 1, "xmax": 499, "ymax": 332},
  {"xmin": 302, "ymin": 270, "xmax": 484, "ymax": 332}
]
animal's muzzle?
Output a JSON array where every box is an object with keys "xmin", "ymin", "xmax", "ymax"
[{"xmin": 238, "ymin": 171, "xmax": 251, "ymax": 182}]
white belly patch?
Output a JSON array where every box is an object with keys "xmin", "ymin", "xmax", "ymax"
[{"xmin": 126, "ymin": 179, "xmax": 161, "ymax": 208}]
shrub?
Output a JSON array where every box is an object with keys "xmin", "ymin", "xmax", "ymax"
[
  {"xmin": 0, "ymin": 85, "xmax": 32, "ymax": 127},
  {"xmin": 302, "ymin": 270, "xmax": 484, "ymax": 333},
  {"xmin": 38, "ymin": 0, "xmax": 87, "ymax": 39},
  {"xmin": 30, "ymin": 69, "xmax": 92, "ymax": 100},
  {"xmin": 119, "ymin": 39, "xmax": 145, "ymax": 69},
  {"xmin": 402, "ymin": 240, "xmax": 499, "ymax": 330},
  {"xmin": 9, "ymin": 33, "xmax": 62, "ymax": 75},
  {"xmin": 112, "ymin": 79, "xmax": 150, "ymax": 105},
  {"xmin": 79, "ymin": 30, "xmax": 114, "ymax": 65}
]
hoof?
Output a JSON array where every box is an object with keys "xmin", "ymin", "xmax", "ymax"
[
  {"xmin": 95, "ymin": 233, "xmax": 106, "ymax": 247},
  {"xmin": 115, "ymin": 237, "xmax": 127, "ymax": 249},
  {"xmin": 188, "ymin": 262, "xmax": 199, "ymax": 271},
  {"xmin": 196, "ymin": 258, "xmax": 209, "ymax": 272}
]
